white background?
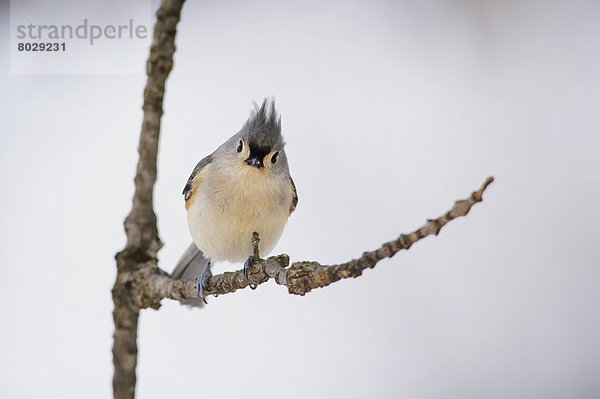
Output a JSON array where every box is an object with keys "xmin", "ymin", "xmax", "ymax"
[{"xmin": 1, "ymin": 1, "xmax": 599, "ymax": 398}]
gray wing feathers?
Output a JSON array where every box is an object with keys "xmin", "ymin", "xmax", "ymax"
[
  {"xmin": 171, "ymin": 243, "xmax": 209, "ymax": 308},
  {"xmin": 183, "ymin": 154, "xmax": 213, "ymax": 200},
  {"xmin": 290, "ymin": 177, "xmax": 298, "ymax": 214}
]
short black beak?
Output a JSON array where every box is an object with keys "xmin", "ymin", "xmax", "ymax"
[{"xmin": 245, "ymin": 156, "xmax": 264, "ymax": 168}]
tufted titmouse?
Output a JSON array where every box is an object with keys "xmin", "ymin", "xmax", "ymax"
[{"xmin": 171, "ymin": 99, "xmax": 298, "ymax": 306}]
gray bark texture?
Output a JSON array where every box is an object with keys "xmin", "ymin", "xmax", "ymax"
[
  {"xmin": 111, "ymin": 1, "xmax": 493, "ymax": 397},
  {"xmin": 112, "ymin": 1, "xmax": 186, "ymax": 398}
]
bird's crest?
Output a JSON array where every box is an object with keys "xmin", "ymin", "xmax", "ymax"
[{"xmin": 241, "ymin": 98, "xmax": 283, "ymax": 149}]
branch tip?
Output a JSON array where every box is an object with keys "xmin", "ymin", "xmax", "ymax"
[{"xmin": 252, "ymin": 232, "xmax": 261, "ymax": 259}]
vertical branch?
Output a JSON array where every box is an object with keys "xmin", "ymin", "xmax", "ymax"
[{"xmin": 112, "ymin": 1, "xmax": 186, "ymax": 398}]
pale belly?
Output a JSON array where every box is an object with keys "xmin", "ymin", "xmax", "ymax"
[{"xmin": 187, "ymin": 173, "xmax": 291, "ymax": 262}]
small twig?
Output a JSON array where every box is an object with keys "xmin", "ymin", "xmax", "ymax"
[
  {"xmin": 252, "ymin": 231, "xmax": 261, "ymax": 259},
  {"xmin": 150, "ymin": 176, "xmax": 494, "ymax": 302}
]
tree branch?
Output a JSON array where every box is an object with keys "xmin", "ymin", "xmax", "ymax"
[
  {"xmin": 149, "ymin": 177, "xmax": 494, "ymax": 303},
  {"xmin": 112, "ymin": 1, "xmax": 185, "ymax": 398},
  {"xmin": 111, "ymin": 3, "xmax": 494, "ymax": 399}
]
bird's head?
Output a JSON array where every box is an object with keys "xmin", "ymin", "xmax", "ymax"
[{"xmin": 234, "ymin": 98, "xmax": 286, "ymax": 172}]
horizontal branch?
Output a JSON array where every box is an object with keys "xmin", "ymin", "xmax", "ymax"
[{"xmin": 146, "ymin": 176, "xmax": 494, "ymax": 304}]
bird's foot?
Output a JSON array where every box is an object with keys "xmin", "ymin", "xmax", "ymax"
[
  {"xmin": 195, "ymin": 260, "xmax": 212, "ymax": 304},
  {"xmin": 243, "ymin": 255, "xmax": 255, "ymax": 280},
  {"xmin": 243, "ymin": 256, "xmax": 258, "ymax": 290}
]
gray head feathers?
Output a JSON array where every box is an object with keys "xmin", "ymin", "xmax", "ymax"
[{"xmin": 239, "ymin": 98, "xmax": 283, "ymax": 151}]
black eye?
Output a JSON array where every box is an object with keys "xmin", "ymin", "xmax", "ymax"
[
  {"xmin": 237, "ymin": 140, "xmax": 243, "ymax": 153},
  {"xmin": 271, "ymin": 151, "xmax": 279, "ymax": 164}
]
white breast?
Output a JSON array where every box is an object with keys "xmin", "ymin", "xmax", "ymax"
[{"xmin": 187, "ymin": 163, "xmax": 292, "ymax": 262}]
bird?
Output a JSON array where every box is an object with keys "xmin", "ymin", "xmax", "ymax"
[{"xmin": 171, "ymin": 98, "xmax": 298, "ymax": 306}]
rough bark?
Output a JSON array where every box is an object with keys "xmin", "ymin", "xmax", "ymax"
[{"xmin": 112, "ymin": 1, "xmax": 186, "ymax": 398}]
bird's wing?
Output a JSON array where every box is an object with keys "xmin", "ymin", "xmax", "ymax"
[
  {"xmin": 183, "ymin": 154, "xmax": 213, "ymax": 201},
  {"xmin": 289, "ymin": 177, "xmax": 298, "ymax": 215},
  {"xmin": 183, "ymin": 154, "xmax": 213, "ymax": 210}
]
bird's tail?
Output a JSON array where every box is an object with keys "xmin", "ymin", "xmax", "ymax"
[{"xmin": 171, "ymin": 243, "xmax": 208, "ymax": 308}]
